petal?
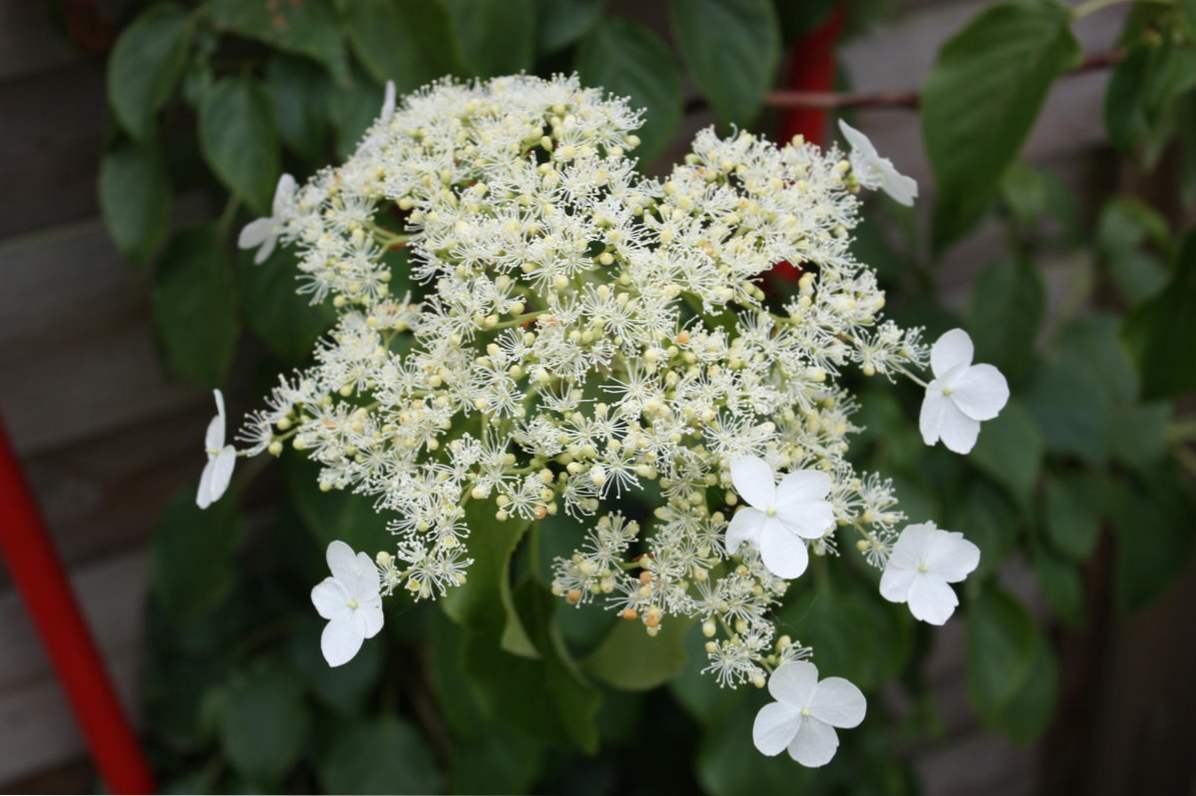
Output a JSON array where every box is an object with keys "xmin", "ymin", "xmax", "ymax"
[
  {"xmin": 939, "ymin": 402, "xmax": 981, "ymax": 454},
  {"xmin": 730, "ymin": 456, "xmax": 776, "ymax": 509},
  {"xmin": 838, "ymin": 119, "xmax": 877, "ymax": 160},
  {"xmin": 760, "ymin": 521, "xmax": 810, "ymax": 580},
  {"xmin": 778, "ymin": 500, "xmax": 834, "ymax": 540},
  {"xmin": 204, "ymin": 412, "xmax": 224, "ymax": 452},
  {"xmin": 311, "ymin": 577, "xmax": 350, "ymax": 620},
  {"xmin": 950, "ymin": 364, "xmax": 1009, "ymax": 421},
  {"xmin": 878, "ymin": 564, "xmax": 916, "ymax": 604},
  {"xmin": 927, "ymin": 532, "xmax": 980, "ymax": 583},
  {"xmin": 888, "ymin": 523, "xmax": 939, "ymax": 569},
  {"xmin": 907, "ymin": 577, "xmax": 959, "ymax": 625},
  {"xmin": 809, "ymin": 678, "xmax": 867, "ymax": 729},
  {"xmin": 321, "ymin": 618, "xmax": 364, "ymax": 667},
  {"xmin": 326, "ymin": 540, "xmax": 359, "ymax": 583},
  {"xmin": 273, "ymin": 173, "xmax": 296, "ymax": 214},
  {"xmin": 775, "ymin": 470, "xmax": 831, "ymax": 507},
  {"xmin": 768, "ymin": 660, "xmax": 819, "ymax": 707},
  {"xmin": 196, "ymin": 460, "xmax": 214, "ymax": 509},
  {"xmin": 381, "ymin": 80, "xmax": 396, "ymax": 119},
  {"xmin": 351, "ymin": 550, "xmax": 382, "ymax": 596},
  {"xmin": 787, "ymin": 717, "xmax": 839, "ymax": 768},
  {"xmin": 206, "ymin": 446, "xmax": 236, "ymax": 503},
  {"xmin": 359, "ymin": 600, "xmax": 385, "ymax": 639},
  {"xmin": 919, "ymin": 390, "xmax": 947, "ymax": 446},
  {"xmin": 753, "ymin": 702, "xmax": 802, "ymax": 756},
  {"xmin": 880, "ymin": 164, "xmax": 918, "ymax": 206},
  {"xmin": 252, "ymin": 232, "xmax": 277, "ymax": 266},
  {"xmin": 930, "ymin": 328, "xmax": 974, "ymax": 379},
  {"xmin": 237, "ymin": 217, "xmax": 273, "ymax": 250},
  {"xmin": 726, "ymin": 507, "xmax": 764, "ymax": 555}
]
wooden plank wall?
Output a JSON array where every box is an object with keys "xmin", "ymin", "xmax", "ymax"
[{"xmin": 3, "ymin": 1, "xmax": 1192, "ymax": 793}]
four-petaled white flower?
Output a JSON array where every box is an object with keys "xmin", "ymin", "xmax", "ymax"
[
  {"xmin": 237, "ymin": 173, "xmax": 296, "ymax": 265},
  {"xmin": 880, "ymin": 522, "xmax": 979, "ymax": 625},
  {"xmin": 919, "ymin": 328, "xmax": 1009, "ymax": 454},
  {"xmin": 726, "ymin": 456, "xmax": 835, "ymax": 580},
  {"xmin": 838, "ymin": 119, "xmax": 918, "ymax": 206},
  {"xmin": 753, "ymin": 660, "xmax": 867, "ymax": 767},
  {"xmin": 311, "ymin": 540, "xmax": 384, "ymax": 666},
  {"xmin": 196, "ymin": 389, "xmax": 236, "ymax": 509}
]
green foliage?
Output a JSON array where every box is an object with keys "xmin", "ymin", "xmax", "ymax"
[
  {"xmin": 198, "ymin": 76, "xmax": 281, "ymax": 215},
  {"xmin": 443, "ymin": 0, "xmax": 536, "ymax": 77},
  {"xmin": 1124, "ymin": 231, "xmax": 1196, "ymax": 399},
  {"xmin": 265, "ymin": 55, "xmax": 332, "ymax": 163},
  {"xmin": 284, "ymin": 453, "xmax": 391, "ymax": 553},
  {"xmin": 151, "ymin": 487, "xmax": 243, "ymax": 625},
  {"xmin": 922, "ymin": 0, "xmax": 1080, "ymax": 247},
  {"xmin": 583, "ymin": 616, "xmax": 691, "ymax": 690},
  {"xmin": 969, "ymin": 399, "xmax": 1045, "ymax": 507},
  {"xmin": 965, "ymin": 258, "xmax": 1045, "ymax": 386},
  {"xmin": 1110, "ymin": 467, "xmax": 1196, "ymax": 613},
  {"xmin": 206, "ymin": 0, "xmax": 350, "ymax": 84},
  {"xmin": 319, "ymin": 717, "xmax": 440, "ymax": 794},
  {"xmin": 107, "ymin": 3, "xmax": 193, "ymax": 140},
  {"xmin": 99, "ymin": 141, "xmax": 172, "ymax": 267},
  {"xmin": 537, "ymin": 0, "xmax": 607, "ymax": 54},
  {"xmin": 219, "ymin": 661, "xmax": 312, "ymax": 786},
  {"xmin": 345, "ymin": 0, "xmax": 460, "ymax": 92},
  {"xmin": 238, "ymin": 246, "xmax": 337, "ymax": 363}
]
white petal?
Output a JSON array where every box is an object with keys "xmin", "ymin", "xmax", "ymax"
[
  {"xmin": 753, "ymin": 702, "xmax": 802, "ymax": 756},
  {"xmin": 326, "ymin": 540, "xmax": 359, "ymax": 584},
  {"xmin": 879, "ymin": 564, "xmax": 916, "ymax": 604},
  {"xmin": 778, "ymin": 500, "xmax": 835, "ymax": 540},
  {"xmin": 880, "ymin": 164, "xmax": 918, "ymax": 206},
  {"xmin": 726, "ymin": 507, "xmax": 764, "ymax": 555},
  {"xmin": 787, "ymin": 717, "xmax": 839, "ymax": 768},
  {"xmin": 907, "ymin": 576, "xmax": 959, "ymax": 625},
  {"xmin": 939, "ymin": 402, "xmax": 981, "ymax": 454},
  {"xmin": 775, "ymin": 470, "xmax": 831, "ymax": 507},
  {"xmin": 359, "ymin": 599, "xmax": 384, "ymax": 639},
  {"xmin": 760, "ymin": 521, "xmax": 809, "ymax": 580},
  {"xmin": 810, "ymin": 677, "xmax": 867, "ymax": 729},
  {"xmin": 381, "ymin": 80, "xmax": 396, "ymax": 120},
  {"xmin": 196, "ymin": 460, "xmax": 215, "ymax": 509},
  {"xmin": 950, "ymin": 364, "xmax": 1009, "ymax": 421},
  {"xmin": 272, "ymin": 173, "xmax": 296, "ymax": 214},
  {"xmin": 730, "ymin": 456, "xmax": 776, "ymax": 509},
  {"xmin": 311, "ymin": 577, "xmax": 350, "ymax": 621},
  {"xmin": 321, "ymin": 618, "xmax": 364, "ymax": 667},
  {"xmin": 838, "ymin": 119, "xmax": 877, "ymax": 160},
  {"xmin": 927, "ymin": 532, "xmax": 980, "ymax": 583},
  {"xmin": 920, "ymin": 389, "xmax": 948, "ymax": 447},
  {"xmin": 237, "ymin": 217, "xmax": 274, "ymax": 250},
  {"xmin": 888, "ymin": 523, "xmax": 939, "ymax": 569},
  {"xmin": 930, "ymin": 328, "xmax": 974, "ymax": 379},
  {"xmin": 252, "ymin": 232, "xmax": 277, "ymax": 265},
  {"xmin": 768, "ymin": 660, "xmax": 819, "ymax": 707},
  {"xmin": 206, "ymin": 445, "xmax": 236, "ymax": 503},
  {"xmin": 204, "ymin": 412, "xmax": 224, "ymax": 452},
  {"xmin": 350, "ymin": 550, "xmax": 382, "ymax": 597}
]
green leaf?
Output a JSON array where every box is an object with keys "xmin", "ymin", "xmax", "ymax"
[
  {"xmin": 206, "ymin": 0, "xmax": 349, "ymax": 84},
  {"xmin": 284, "ymin": 453, "xmax": 390, "ymax": 553},
  {"xmin": 264, "ymin": 55, "xmax": 331, "ymax": 163},
  {"xmin": 697, "ymin": 695, "xmax": 819, "ymax": 796},
  {"xmin": 1105, "ymin": 41, "xmax": 1196, "ymax": 166},
  {"xmin": 345, "ymin": 0, "xmax": 460, "ymax": 92},
  {"xmin": 1097, "ymin": 196, "xmax": 1170, "ymax": 305},
  {"xmin": 440, "ymin": 499, "xmax": 532, "ymax": 630},
  {"xmin": 1025, "ymin": 356, "xmax": 1111, "ymax": 464},
  {"xmin": 965, "ymin": 258, "xmax": 1045, "ymax": 385},
  {"xmin": 443, "ymin": 0, "xmax": 536, "ymax": 77},
  {"xmin": 1109, "ymin": 402, "xmax": 1171, "ymax": 472},
  {"xmin": 537, "ymin": 0, "xmax": 606, "ymax": 53},
  {"xmin": 969, "ymin": 399, "xmax": 1044, "ymax": 506},
  {"xmin": 450, "ymin": 731, "xmax": 545, "ymax": 795},
  {"xmin": 773, "ymin": 0, "xmax": 838, "ymax": 42},
  {"xmin": 1042, "ymin": 474, "xmax": 1101, "ymax": 561},
  {"xmin": 669, "ymin": 0, "xmax": 781, "ymax": 126},
  {"xmin": 1056, "ymin": 313, "xmax": 1139, "ymax": 403},
  {"xmin": 199, "ymin": 77, "xmax": 280, "ymax": 215},
  {"xmin": 220, "ymin": 661, "xmax": 311, "ymax": 786},
  {"xmin": 583, "ymin": 616, "xmax": 691, "ymax": 690},
  {"xmin": 151, "ymin": 226, "xmax": 239, "ymax": 386},
  {"xmin": 1110, "ymin": 468, "xmax": 1196, "ymax": 614},
  {"xmin": 289, "ymin": 617, "xmax": 384, "ymax": 714},
  {"xmin": 1124, "ymin": 230, "xmax": 1196, "ymax": 398},
  {"xmin": 99, "ymin": 141, "xmax": 172, "ymax": 267},
  {"xmin": 329, "ymin": 69, "xmax": 386, "ymax": 160},
  {"xmin": 948, "ymin": 480, "xmax": 1020, "ymax": 577},
  {"xmin": 574, "ymin": 18, "xmax": 683, "ymax": 165},
  {"xmin": 107, "ymin": 3, "xmax": 192, "ymax": 140},
  {"xmin": 1031, "ymin": 540, "xmax": 1084, "ymax": 628},
  {"xmin": 668, "ymin": 624, "xmax": 741, "ymax": 726},
  {"xmin": 319, "ymin": 717, "xmax": 440, "ymax": 794},
  {"xmin": 239, "ymin": 246, "xmax": 337, "ymax": 363},
  {"xmin": 922, "ymin": 0, "xmax": 1081, "ymax": 247},
  {"xmin": 151, "ymin": 487, "xmax": 243, "ymax": 624},
  {"xmin": 999, "ymin": 161, "xmax": 1049, "ymax": 229}
]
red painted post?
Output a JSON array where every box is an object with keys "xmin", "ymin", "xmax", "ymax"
[{"xmin": 0, "ymin": 418, "xmax": 155, "ymax": 794}]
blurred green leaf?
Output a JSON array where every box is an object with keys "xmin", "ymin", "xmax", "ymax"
[
  {"xmin": 284, "ymin": 453, "xmax": 390, "ymax": 553},
  {"xmin": 1057, "ymin": 313, "xmax": 1139, "ymax": 403},
  {"xmin": 1042, "ymin": 474, "xmax": 1101, "ymax": 561},
  {"xmin": 669, "ymin": 624, "xmax": 741, "ymax": 726},
  {"xmin": 669, "ymin": 0, "xmax": 781, "ymax": 126},
  {"xmin": 966, "ymin": 258, "xmax": 1045, "ymax": 385},
  {"xmin": 206, "ymin": 0, "xmax": 349, "ymax": 83},
  {"xmin": 1031, "ymin": 540, "xmax": 1084, "ymax": 628},
  {"xmin": 265, "ymin": 55, "xmax": 331, "ymax": 163},
  {"xmin": 1097, "ymin": 196, "xmax": 1171, "ymax": 305},
  {"xmin": 220, "ymin": 660, "xmax": 311, "ymax": 786},
  {"xmin": 99, "ymin": 141, "xmax": 172, "ymax": 267},
  {"xmin": 346, "ymin": 0, "xmax": 460, "ymax": 92},
  {"xmin": 575, "ymin": 18, "xmax": 682, "ymax": 165},
  {"xmin": 444, "ymin": 0, "xmax": 536, "ymax": 77},
  {"xmin": 1105, "ymin": 41, "xmax": 1196, "ymax": 166},
  {"xmin": 151, "ymin": 225, "xmax": 239, "ymax": 386},
  {"xmin": 970, "ymin": 399, "xmax": 1044, "ymax": 506},
  {"xmin": 923, "ymin": 0, "xmax": 1080, "ymax": 247},
  {"xmin": 697, "ymin": 694, "xmax": 819, "ymax": 796},
  {"xmin": 107, "ymin": 3, "xmax": 192, "ymax": 140},
  {"xmin": 329, "ymin": 68, "xmax": 386, "ymax": 159},
  {"xmin": 239, "ymin": 246, "xmax": 337, "ymax": 363},
  {"xmin": 151, "ymin": 486, "xmax": 243, "ymax": 624},
  {"xmin": 199, "ymin": 76, "xmax": 280, "ymax": 214},
  {"xmin": 537, "ymin": 0, "xmax": 607, "ymax": 53},
  {"xmin": 289, "ymin": 617, "xmax": 384, "ymax": 714},
  {"xmin": 1025, "ymin": 356, "xmax": 1110, "ymax": 465},
  {"xmin": 999, "ymin": 161, "xmax": 1048, "ymax": 229},
  {"xmin": 1110, "ymin": 468, "xmax": 1196, "ymax": 613},
  {"xmin": 450, "ymin": 731, "xmax": 545, "ymax": 794},
  {"xmin": 319, "ymin": 717, "xmax": 440, "ymax": 794},
  {"xmin": 1124, "ymin": 230, "xmax": 1196, "ymax": 398},
  {"xmin": 949, "ymin": 480, "xmax": 1020, "ymax": 577},
  {"xmin": 773, "ymin": 0, "xmax": 838, "ymax": 42},
  {"xmin": 583, "ymin": 616, "xmax": 691, "ymax": 691}
]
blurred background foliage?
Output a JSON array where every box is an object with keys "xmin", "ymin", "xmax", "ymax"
[{"xmin": 91, "ymin": 0, "xmax": 1196, "ymax": 792}]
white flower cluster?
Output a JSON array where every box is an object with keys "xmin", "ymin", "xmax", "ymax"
[{"xmin": 208, "ymin": 74, "xmax": 1010, "ymax": 766}]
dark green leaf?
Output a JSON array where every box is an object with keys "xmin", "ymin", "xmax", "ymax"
[
  {"xmin": 151, "ymin": 226, "xmax": 239, "ymax": 386},
  {"xmin": 970, "ymin": 399, "xmax": 1044, "ymax": 506},
  {"xmin": 440, "ymin": 499, "xmax": 532, "ymax": 630},
  {"xmin": 773, "ymin": 0, "xmax": 838, "ymax": 42},
  {"xmin": 574, "ymin": 18, "xmax": 683, "ymax": 165},
  {"xmin": 199, "ymin": 77, "xmax": 280, "ymax": 214},
  {"xmin": 537, "ymin": 0, "xmax": 607, "ymax": 53},
  {"xmin": 284, "ymin": 453, "xmax": 391, "ymax": 553},
  {"xmin": 220, "ymin": 661, "xmax": 311, "ymax": 786},
  {"xmin": 669, "ymin": 624, "xmax": 741, "ymax": 726},
  {"xmin": 264, "ymin": 55, "xmax": 331, "ymax": 162},
  {"xmin": 1110, "ymin": 469, "xmax": 1196, "ymax": 613},
  {"xmin": 346, "ymin": 0, "xmax": 460, "ymax": 92},
  {"xmin": 1025, "ymin": 357, "xmax": 1111, "ymax": 464},
  {"xmin": 319, "ymin": 717, "xmax": 440, "ymax": 794},
  {"xmin": 1056, "ymin": 313, "xmax": 1139, "ymax": 404},
  {"xmin": 697, "ymin": 694, "xmax": 818, "ymax": 796},
  {"xmin": 151, "ymin": 487, "xmax": 243, "ymax": 624},
  {"xmin": 965, "ymin": 258, "xmax": 1045, "ymax": 385},
  {"xmin": 999, "ymin": 161, "xmax": 1049, "ymax": 228},
  {"xmin": 967, "ymin": 586, "xmax": 1052, "ymax": 738},
  {"xmin": 99, "ymin": 141, "xmax": 172, "ymax": 267},
  {"xmin": 1042, "ymin": 474, "xmax": 1100, "ymax": 561},
  {"xmin": 987, "ymin": 639, "xmax": 1059, "ymax": 741},
  {"xmin": 922, "ymin": 0, "xmax": 1081, "ymax": 246},
  {"xmin": 1097, "ymin": 196, "xmax": 1170, "ymax": 304},
  {"xmin": 450, "ymin": 731, "xmax": 545, "ymax": 794},
  {"xmin": 289, "ymin": 618, "xmax": 384, "ymax": 714},
  {"xmin": 1109, "ymin": 402, "xmax": 1171, "ymax": 472},
  {"xmin": 948, "ymin": 480, "xmax": 1020, "ymax": 577},
  {"xmin": 1124, "ymin": 230, "xmax": 1196, "ymax": 398},
  {"xmin": 669, "ymin": 0, "xmax": 781, "ymax": 126},
  {"xmin": 1031, "ymin": 541, "xmax": 1084, "ymax": 628},
  {"xmin": 443, "ymin": 0, "xmax": 536, "ymax": 77},
  {"xmin": 206, "ymin": 0, "xmax": 349, "ymax": 84},
  {"xmin": 239, "ymin": 246, "xmax": 337, "ymax": 363},
  {"xmin": 107, "ymin": 3, "xmax": 192, "ymax": 140},
  {"xmin": 583, "ymin": 615, "xmax": 691, "ymax": 690},
  {"xmin": 329, "ymin": 69, "xmax": 386, "ymax": 160},
  {"xmin": 1105, "ymin": 41, "xmax": 1196, "ymax": 166}
]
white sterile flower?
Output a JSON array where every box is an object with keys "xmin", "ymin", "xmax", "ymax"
[
  {"xmin": 880, "ymin": 522, "xmax": 979, "ymax": 625},
  {"xmin": 837, "ymin": 119, "xmax": 918, "ymax": 206},
  {"xmin": 753, "ymin": 660, "xmax": 866, "ymax": 767},
  {"xmin": 918, "ymin": 328, "xmax": 1009, "ymax": 454},
  {"xmin": 196, "ymin": 389, "xmax": 236, "ymax": 509},
  {"xmin": 726, "ymin": 456, "xmax": 835, "ymax": 580},
  {"xmin": 237, "ymin": 173, "xmax": 296, "ymax": 264},
  {"xmin": 380, "ymin": 79, "xmax": 396, "ymax": 122},
  {"xmin": 311, "ymin": 540, "xmax": 384, "ymax": 666}
]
